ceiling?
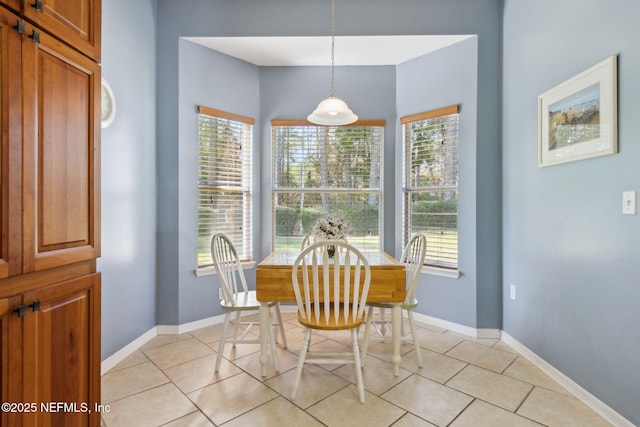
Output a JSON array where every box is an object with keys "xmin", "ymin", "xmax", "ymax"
[{"xmin": 183, "ymin": 35, "xmax": 475, "ymax": 66}]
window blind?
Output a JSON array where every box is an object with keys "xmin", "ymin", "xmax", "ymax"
[
  {"xmin": 402, "ymin": 105, "xmax": 460, "ymax": 269},
  {"xmin": 198, "ymin": 106, "xmax": 254, "ymax": 265},
  {"xmin": 271, "ymin": 120, "xmax": 384, "ymax": 252}
]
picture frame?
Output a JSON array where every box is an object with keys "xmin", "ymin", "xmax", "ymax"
[{"xmin": 538, "ymin": 56, "xmax": 617, "ymax": 167}]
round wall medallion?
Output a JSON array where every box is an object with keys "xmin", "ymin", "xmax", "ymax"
[{"xmin": 101, "ymin": 78, "xmax": 116, "ymax": 128}]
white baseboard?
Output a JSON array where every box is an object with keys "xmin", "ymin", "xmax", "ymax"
[
  {"xmin": 156, "ymin": 313, "xmax": 225, "ymax": 335},
  {"xmin": 501, "ymin": 332, "xmax": 633, "ymax": 427},
  {"xmin": 412, "ymin": 312, "xmax": 479, "ymax": 337},
  {"xmin": 100, "ymin": 312, "xmax": 632, "ymax": 426},
  {"xmin": 101, "ymin": 327, "xmax": 157, "ymax": 375},
  {"xmin": 101, "ymin": 310, "xmax": 272, "ymax": 374},
  {"xmin": 101, "ymin": 316, "xmax": 226, "ymax": 374}
]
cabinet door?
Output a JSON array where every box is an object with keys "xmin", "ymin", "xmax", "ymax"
[
  {"xmin": 21, "ymin": 0, "xmax": 101, "ymax": 61},
  {"xmin": 22, "ymin": 273, "xmax": 101, "ymax": 427},
  {"xmin": 0, "ymin": 6, "xmax": 22, "ymax": 279},
  {"xmin": 0, "ymin": 295, "xmax": 24, "ymax": 427},
  {"xmin": 21, "ymin": 23, "xmax": 100, "ymax": 273},
  {"xmin": 0, "ymin": 1, "xmax": 21, "ymax": 13}
]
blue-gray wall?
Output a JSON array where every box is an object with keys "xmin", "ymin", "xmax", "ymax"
[
  {"xmin": 154, "ymin": 0, "xmax": 503, "ymax": 329},
  {"xmin": 259, "ymin": 65, "xmax": 397, "ymax": 258},
  {"xmin": 177, "ymin": 41, "xmax": 261, "ymax": 323},
  {"xmin": 97, "ymin": 0, "xmax": 640, "ymax": 423},
  {"xmin": 396, "ymin": 38, "xmax": 479, "ymax": 327},
  {"xmin": 502, "ymin": 0, "xmax": 640, "ymax": 422},
  {"xmin": 100, "ymin": 0, "xmax": 157, "ymax": 358}
]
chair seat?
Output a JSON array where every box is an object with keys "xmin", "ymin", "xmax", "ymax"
[
  {"xmin": 368, "ymin": 298, "xmax": 418, "ymax": 311},
  {"xmin": 220, "ymin": 290, "xmax": 275, "ymax": 311},
  {"xmin": 297, "ymin": 304, "xmax": 366, "ymax": 330}
]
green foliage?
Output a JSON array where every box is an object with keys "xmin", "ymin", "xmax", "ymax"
[
  {"xmin": 275, "ymin": 206, "xmax": 297, "ymax": 235},
  {"xmin": 301, "ymin": 208, "xmax": 325, "ymax": 233},
  {"xmin": 411, "ymin": 200, "xmax": 458, "ymax": 229},
  {"xmin": 274, "ymin": 205, "xmax": 380, "ymax": 237},
  {"xmin": 335, "ymin": 205, "xmax": 379, "ymax": 236}
]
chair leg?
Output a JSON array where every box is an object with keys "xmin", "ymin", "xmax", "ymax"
[
  {"xmin": 352, "ymin": 328, "xmax": 365, "ymax": 403},
  {"xmin": 267, "ymin": 307, "xmax": 280, "ymax": 373},
  {"xmin": 407, "ymin": 310, "xmax": 423, "ymax": 368},
  {"xmin": 215, "ymin": 312, "xmax": 231, "ymax": 372},
  {"xmin": 274, "ymin": 303, "xmax": 288, "ymax": 349},
  {"xmin": 400, "ymin": 311, "xmax": 406, "ymax": 337},
  {"xmin": 291, "ymin": 328, "xmax": 311, "ymax": 400},
  {"xmin": 232, "ymin": 311, "xmax": 241, "ymax": 348},
  {"xmin": 361, "ymin": 305, "xmax": 374, "ymax": 368}
]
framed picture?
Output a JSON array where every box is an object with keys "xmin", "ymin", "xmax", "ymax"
[{"xmin": 538, "ymin": 56, "xmax": 617, "ymax": 167}]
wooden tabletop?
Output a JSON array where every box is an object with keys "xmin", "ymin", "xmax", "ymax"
[{"xmin": 256, "ymin": 252, "xmax": 406, "ymax": 303}]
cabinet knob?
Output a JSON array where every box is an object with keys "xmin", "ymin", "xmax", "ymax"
[
  {"xmin": 13, "ymin": 305, "xmax": 26, "ymax": 318},
  {"xmin": 29, "ymin": 300, "xmax": 41, "ymax": 312},
  {"xmin": 31, "ymin": 0, "xmax": 44, "ymax": 13}
]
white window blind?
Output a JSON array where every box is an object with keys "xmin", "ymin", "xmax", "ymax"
[
  {"xmin": 198, "ymin": 106, "xmax": 254, "ymax": 265},
  {"xmin": 271, "ymin": 120, "xmax": 384, "ymax": 252},
  {"xmin": 402, "ymin": 105, "xmax": 460, "ymax": 269}
]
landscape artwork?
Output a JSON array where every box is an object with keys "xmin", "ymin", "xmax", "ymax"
[
  {"xmin": 538, "ymin": 55, "xmax": 616, "ymax": 167},
  {"xmin": 548, "ymin": 83, "xmax": 600, "ymax": 151}
]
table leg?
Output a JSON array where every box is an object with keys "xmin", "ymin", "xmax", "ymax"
[
  {"xmin": 259, "ymin": 302, "xmax": 270, "ymax": 377},
  {"xmin": 392, "ymin": 302, "xmax": 401, "ymax": 376}
]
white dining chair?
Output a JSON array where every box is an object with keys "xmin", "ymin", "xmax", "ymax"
[
  {"xmin": 290, "ymin": 240, "xmax": 371, "ymax": 403},
  {"xmin": 361, "ymin": 233, "xmax": 427, "ymax": 368},
  {"xmin": 211, "ymin": 233, "xmax": 287, "ymax": 372}
]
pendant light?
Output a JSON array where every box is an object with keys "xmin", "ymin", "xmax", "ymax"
[{"xmin": 307, "ymin": 0, "xmax": 358, "ymax": 126}]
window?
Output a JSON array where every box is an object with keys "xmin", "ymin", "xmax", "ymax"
[
  {"xmin": 271, "ymin": 120, "xmax": 384, "ymax": 252},
  {"xmin": 197, "ymin": 106, "xmax": 254, "ymax": 266},
  {"xmin": 402, "ymin": 105, "xmax": 460, "ymax": 269}
]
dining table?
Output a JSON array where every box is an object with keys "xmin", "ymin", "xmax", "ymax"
[{"xmin": 256, "ymin": 251, "xmax": 406, "ymax": 377}]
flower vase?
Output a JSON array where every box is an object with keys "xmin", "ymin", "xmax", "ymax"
[{"xmin": 327, "ymin": 245, "xmax": 336, "ymax": 258}]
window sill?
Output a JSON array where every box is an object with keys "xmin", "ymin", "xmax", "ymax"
[
  {"xmin": 195, "ymin": 261, "xmax": 257, "ymax": 277},
  {"xmin": 421, "ymin": 266, "xmax": 461, "ymax": 279}
]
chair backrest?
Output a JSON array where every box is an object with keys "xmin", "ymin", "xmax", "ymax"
[
  {"xmin": 300, "ymin": 232, "xmax": 315, "ymax": 250},
  {"xmin": 301, "ymin": 233, "xmax": 349, "ymax": 251},
  {"xmin": 402, "ymin": 234, "xmax": 427, "ymax": 303},
  {"xmin": 292, "ymin": 240, "xmax": 371, "ymax": 326},
  {"xmin": 211, "ymin": 233, "xmax": 249, "ymax": 306}
]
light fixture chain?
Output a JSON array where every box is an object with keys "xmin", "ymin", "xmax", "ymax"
[{"xmin": 330, "ymin": 0, "xmax": 335, "ymax": 97}]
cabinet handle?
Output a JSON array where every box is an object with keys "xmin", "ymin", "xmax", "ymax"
[
  {"xmin": 13, "ymin": 305, "xmax": 26, "ymax": 318},
  {"xmin": 29, "ymin": 30, "xmax": 41, "ymax": 44},
  {"xmin": 13, "ymin": 21, "xmax": 27, "ymax": 35},
  {"xmin": 29, "ymin": 300, "xmax": 41, "ymax": 312},
  {"xmin": 31, "ymin": 0, "xmax": 44, "ymax": 13}
]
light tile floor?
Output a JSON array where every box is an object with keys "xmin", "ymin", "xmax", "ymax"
[{"xmin": 101, "ymin": 312, "xmax": 612, "ymax": 426}]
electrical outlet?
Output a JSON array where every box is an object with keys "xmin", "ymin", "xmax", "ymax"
[
  {"xmin": 510, "ymin": 284, "xmax": 516, "ymax": 300},
  {"xmin": 219, "ymin": 288, "xmax": 223, "ymax": 299}
]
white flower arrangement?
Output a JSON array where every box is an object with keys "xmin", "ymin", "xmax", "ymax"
[{"xmin": 312, "ymin": 214, "xmax": 350, "ymax": 241}]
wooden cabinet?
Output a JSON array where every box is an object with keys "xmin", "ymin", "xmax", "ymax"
[
  {"xmin": 0, "ymin": 0, "xmax": 101, "ymax": 61},
  {"xmin": 0, "ymin": 6, "xmax": 100, "ymax": 278},
  {"xmin": 0, "ymin": 3, "xmax": 101, "ymax": 426},
  {"xmin": 1, "ymin": 274, "xmax": 100, "ymax": 427},
  {"xmin": 0, "ymin": 6, "xmax": 22, "ymax": 280},
  {"xmin": 0, "ymin": 294, "xmax": 22, "ymax": 427},
  {"xmin": 21, "ymin": 18, "xmax": 101, "ymax": 274},
  {"xmin": 24, "ymin": 274, "xmax": 101, "ymax": 426}
]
